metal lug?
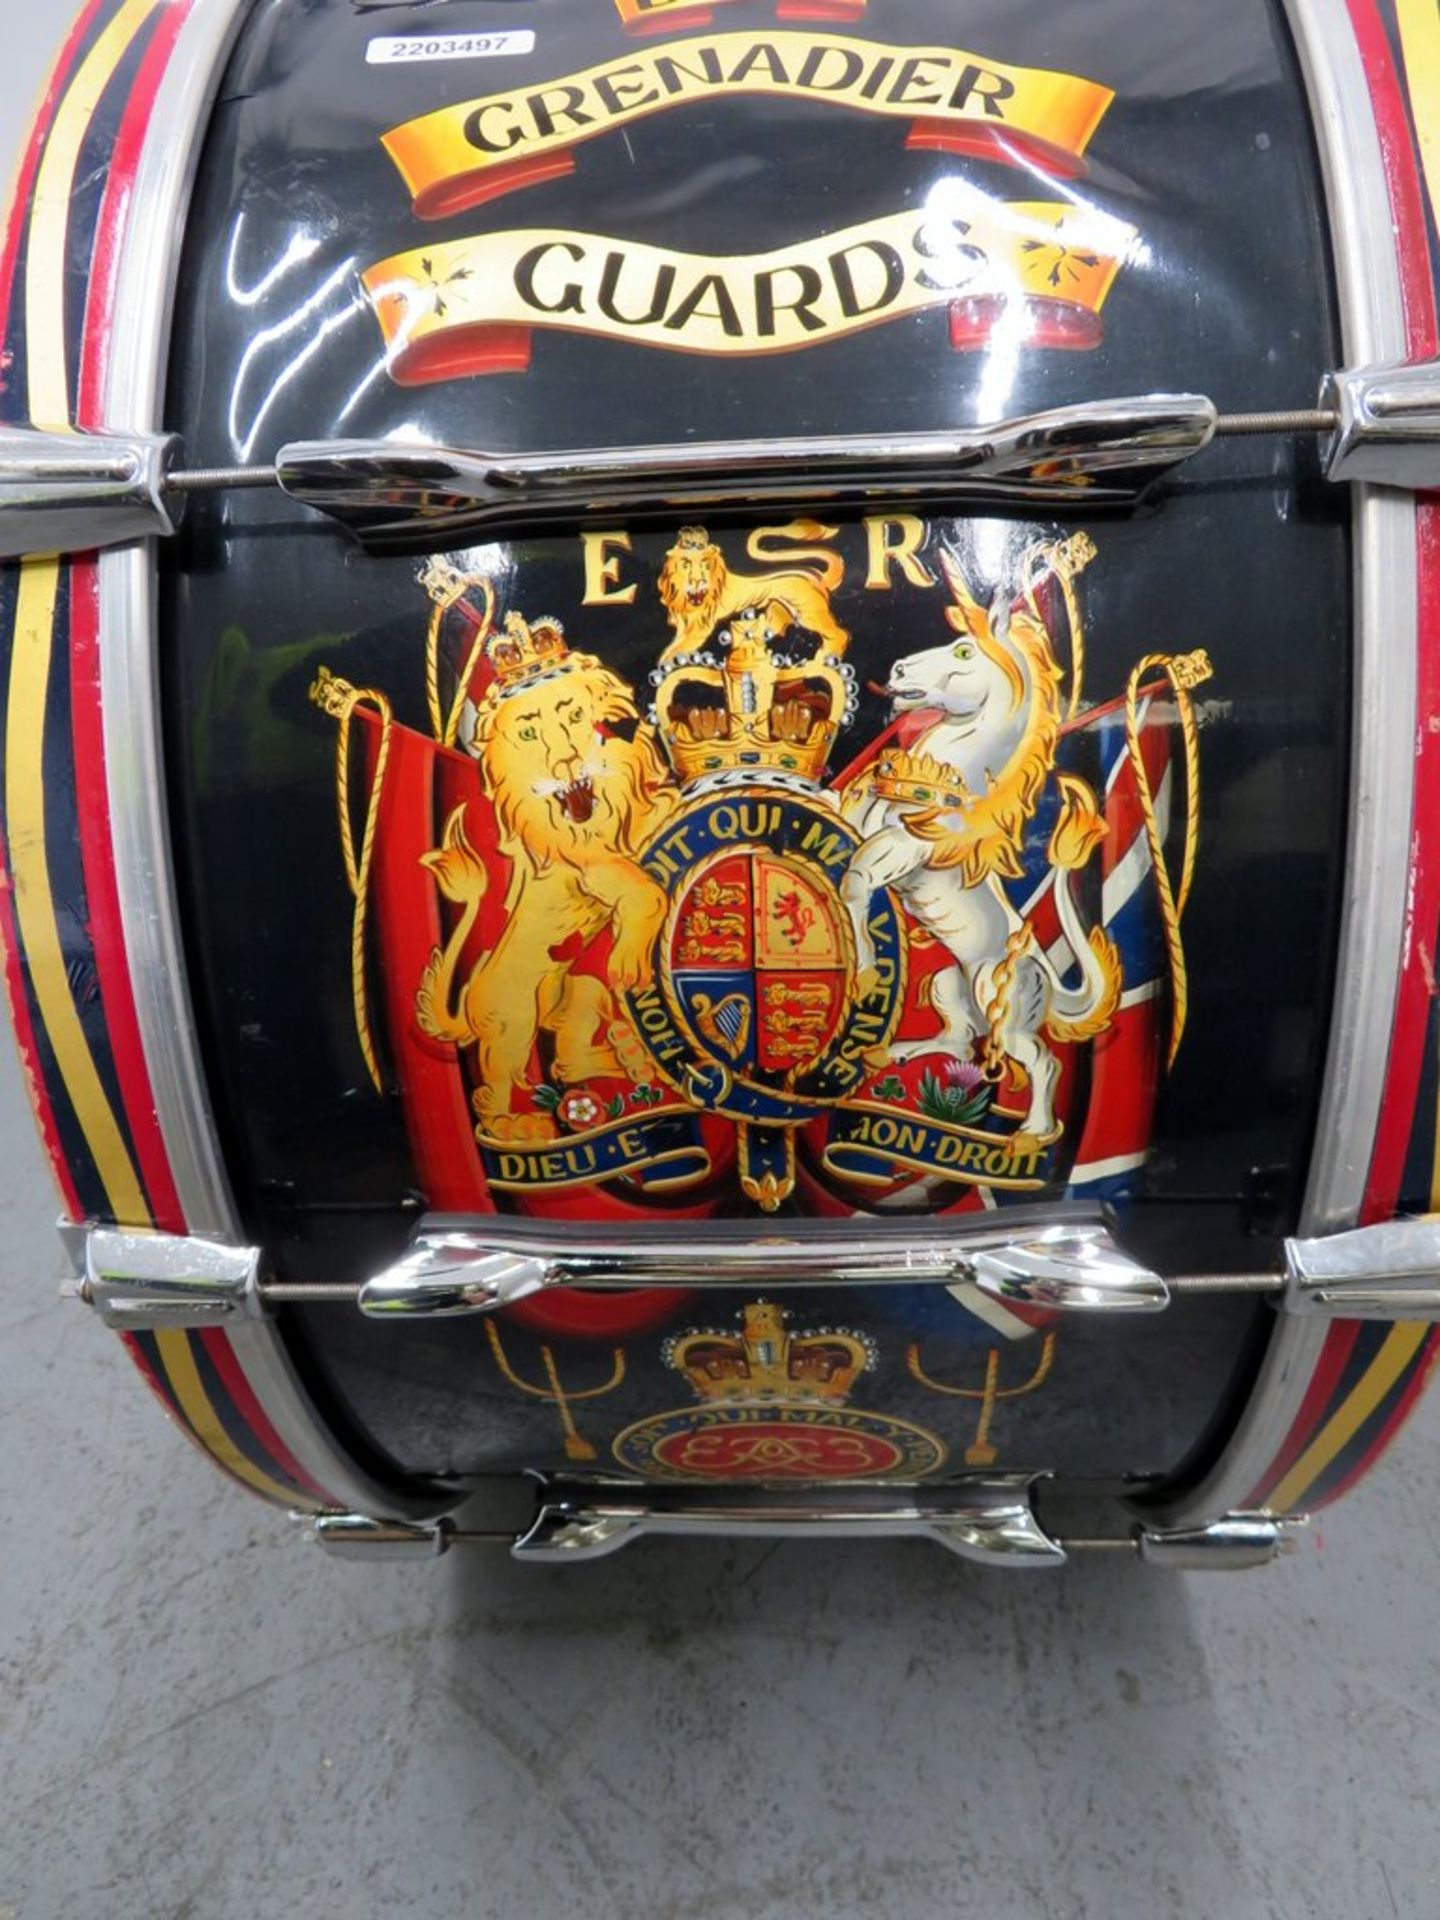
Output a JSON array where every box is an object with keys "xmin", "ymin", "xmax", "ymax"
[
  {"xmin": 309, "ymin": 1513, "xmax": 453, "ymax": 1560},
  {"xmin": 0, "ymin": 424, "xmax": 179, "ymax": 560},
  {"xmin": 81, "ymin": 1228, "xmax": 263, "ymax": 1330},
  {"xmin": 276, "ymin": 396, "xmax": 1216, "ymax": 553},
  {"xmin": 55, "ymin": 1218, "xmax": 90, "ymax": 1278},
  {"xmin": 357, "ymin": 1231, "xmax": 550, "ymax": 1317},
  {"xmin": 1321, "ymin": 360, "xmax": 1440, "ymax": 487},
  {"xmin": 1135, "ymin": 1513, "xmax": 1295, "ymax": 1571},
  {"xmin": 512, "ymin": 1477, "xmax": 1066, "ymax": 1566},
  {"xmin": 967, "ymin": 1223, "xmax": 1169, "ymax": 1313},
  {"xmin": 1283, "ymin": 1218, "xmax": 1440, "ymax": 1319}
]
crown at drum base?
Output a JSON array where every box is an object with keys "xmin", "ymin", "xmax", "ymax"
[
  {"xmin": 654, "ymin": 602, "xmax": 855, "ymax": 787},
  {"xmin": 664, "ymin": 1302, "xmax": 876, "ymax": 1404}
]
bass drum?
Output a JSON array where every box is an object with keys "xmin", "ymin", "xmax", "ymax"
[{"xmin": 3, "ymin": 0, "xmax": 1438, "ymax": 1564}]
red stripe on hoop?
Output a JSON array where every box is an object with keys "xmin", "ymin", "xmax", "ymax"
[
  {"xmin": 1344, "ymin": 0, "xmax": 1440, "ymax": 1222},
  {"xmin": 68, "ymin": 1, "xmax": 194, "ymax": 1234},
  {"xmin": 1245, "ymin": 1318, "xmax": 1362, "ymax": 1505},
  {"xmin": 1365, "ymin": 498, "xmax": 1440, "ymax": 1221},
  {"xmin": 76, "ymin": 2, "xmax": 187, "ymax": 415},
  {"xmin": 197, "ymin": 1329, "xmax": 333, "ymax": 1504},
  {"xmin": 1345, "ymin": 0, "xmax": 1439, "ymax": 355}
]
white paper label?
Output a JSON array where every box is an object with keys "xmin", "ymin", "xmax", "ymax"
[{"xmin": 366, "ymin": 30, "xmax": 535, "ymax": 66}]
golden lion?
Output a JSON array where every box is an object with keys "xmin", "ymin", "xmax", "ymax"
[
  {"xmin": 657, "ymin": 520, "xmax": 849, "ymax": 665},
  {"xmin": 415, "ymin": 648, "xmax": 678, "ymax": 1141}
]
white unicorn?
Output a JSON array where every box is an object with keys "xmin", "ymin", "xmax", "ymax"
[{"xmin": 837, "ymin": 547, "xmax": 1120, "ymax": 1149}]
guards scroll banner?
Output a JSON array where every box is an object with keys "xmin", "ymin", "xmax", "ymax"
[{"xmin": 361, "ymin": 199, "xmax": 1136, "ymax": 383}]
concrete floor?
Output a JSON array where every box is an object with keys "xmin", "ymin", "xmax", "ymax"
[
  {"xmin": 4, "ymin": 14, "xmax": 1440, "ymax": 1917},
  {"xmin": 3, "ymin": 1024, "xmax": 1439, "ymax": 1920}
]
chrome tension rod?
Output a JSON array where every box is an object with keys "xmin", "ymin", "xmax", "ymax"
[
  {"xmin": 305, "ymin": 1499, "xmax": 1302, "ymax": 1569},
  {"xmin": 250, "ymin": 1270, "xmax": 1289, "ymax": 1305},
  {"xmin": 64, "ymin": 1217, "xmax": 1440, "ymax": 1329},
  {"xmin": 2, "ymin": 362, "xmax": 1430, "ymax": 562},
  {"xmin": 159, "ymin": 407, "xmax": 1344, "ymax": 498}
]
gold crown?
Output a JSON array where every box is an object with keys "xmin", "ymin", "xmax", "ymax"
[
  {"xmin": 654, "ymin": 605, "xmax": 854, "ymax": 786},
  {"xmin": 868, "ymin": 746, "xmax": 976, "ymax": 811},
  {"xmin": 664, "ymin": 1301, "xmax": 875, "ymax": 1405},
  {"xmin": 417, "ymin": 555, "xmax": 472, "ymax": 610},
  {"xmin": 486, "ymin": 609, "xmax": 571, "ymax": 694}
]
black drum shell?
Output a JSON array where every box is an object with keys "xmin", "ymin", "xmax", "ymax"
[{"xmin": 157, "ymin": 0, "xmax": 1346, "ymax": 1486}]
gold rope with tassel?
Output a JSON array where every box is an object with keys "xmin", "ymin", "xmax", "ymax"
[
  {"xmin": 309, "ymin": 668, "xmax": 393, "ymax": 1093},
  {"xmin": 1124, "ymin": 648, "xmax": 1213, "ymax": 1068},
  {"xmin": 1024, "ymin": 531, "xmax": 1095, "ymax": 721},
  {"xmin": 421, "ymin": 562, "xmax": 497, "ymax": 747}
]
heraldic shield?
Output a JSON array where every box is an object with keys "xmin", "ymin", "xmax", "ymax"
[{"xmin": 310, "ymin": 517, "xmax": 1211, "ymax": 1313}]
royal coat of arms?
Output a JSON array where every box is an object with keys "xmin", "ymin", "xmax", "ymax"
[{"xmin": 310, "ymin": 518, "xmax": 1209, "ymax": 1219}]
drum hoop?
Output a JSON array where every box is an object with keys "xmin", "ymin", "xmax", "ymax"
[
  {"xmin": 1153, "ymin": 0, "xmax": 1419, "ymax": 1528},
  {"xmin": 97, "ymin": 0, "xmax": 448, "ymax": 1521}
]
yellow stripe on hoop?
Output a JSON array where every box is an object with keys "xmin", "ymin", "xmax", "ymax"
[
  {"xmin": 1397, "ymin": 0, "xmax": 1440, "ymax": 238},
  {"xmin": 8, "ymin": 557, "xmax": 149, "ymax": 1220},
  {"xmin": 25, "ymin": 0, "xmax": 160, "ymax": 430},
  {"xmin": 153, "ymin": 1331, "xmax": 302, "ymax": 1507},
  {"xmin": 1269, "ymin": 1322, "xmax": 1429, "ymax": 1512}
]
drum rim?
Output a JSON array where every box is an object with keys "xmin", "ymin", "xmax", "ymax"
[
  {"xmin": 97, "ymin": 0, "xmax": 450, "ymax": 1521},
  {"xmin": 1153, "ymin": 0, "xmax": 1420, "ymax": 1527}
]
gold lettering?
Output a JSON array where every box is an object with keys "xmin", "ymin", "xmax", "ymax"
[
  {"xmin": 864, "ymin": 514, "xmax": 934, "ymax": 588},
  {"xmin": 582, "ymin": 529, "xmax": 637, "ymax": 605},
  {"xmin": 800, "ymin": 821, "xmax": 849, "ymax": 868}
]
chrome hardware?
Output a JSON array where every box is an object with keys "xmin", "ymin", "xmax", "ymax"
[
  {"xmin": 8, "ymin": 391, "xmax": 1435, "ymax": 564},
  {"xmin": 55, "ymin": 1217, "xmax": 89, "ymax": 1278},
  {"xmin": 79, "ymin": 1228, "xmax": 262, "ymax": 1330},
  {"xmin": 1283, "ymin": 1219, "xmax": 1440, "ymax": 1319},
  {"xmin": 966, "ymin": 1225, "xmax": 1169, "ymax": 1312},
  {"xmin": 300, "ymin": 1488, "xmax": 1307, "ymax": 1568},
  {"xmin": 1321, "ymin": 360, "xmax": 1440, "ymax": 487},
  {"xmin": 274, "ymin": 395, "xmax": 1218, "ymax": 551},
  {"xmin": 358, "ymin": 1231, "xmax": 550, "ymax": 1317},
  {"xmin": 1134, "ymin": 1513, "xmax": 1296, "ymax": 1571},
  {"xmin": 354, "ymin": 1212, "xmax": 1168, "ymax": 1319},
  {"xmin": 310, "ymin": 1513, "xmax": 454, "ymax": 1560},
  {"xmin": 0, "ymin": 425, "xmax": 178, "ymax": 560},
  {"xmin": 511, "ymin": 1477, "xmax": 1066, "ymax": 1566}
]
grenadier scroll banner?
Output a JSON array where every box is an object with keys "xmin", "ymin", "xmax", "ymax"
[
  {"xmin": 361, "ymin": 200, "xmax": 1135, "ymax": 384},
  {"xmin": 380, "ymin": 32, "xmax": 1116, "ymax": 216}
]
